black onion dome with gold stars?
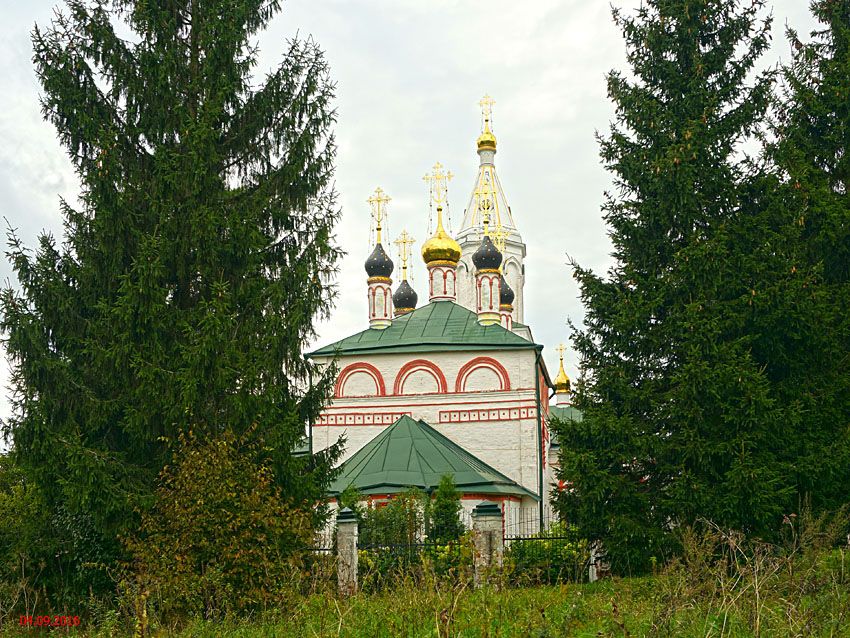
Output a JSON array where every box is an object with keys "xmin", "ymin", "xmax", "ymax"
[
  {"xmin": 392, "ymin": 279, "xmax": 417, "ymax": 311},
  {"xmin": 472, "ymin": 235, "xmax": 502, "ymax": 271},
  {"xmin": 365, "ymin": 243, "xmax": 394, "ymax": 278},
  {"xmin": 499, "ymin": 274, "xmax": 514, "ymax": 306}
]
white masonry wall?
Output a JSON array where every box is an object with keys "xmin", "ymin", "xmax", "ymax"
[{"xmin": 311, "ymin": 348, "xmax": 549, "ymax": 501}]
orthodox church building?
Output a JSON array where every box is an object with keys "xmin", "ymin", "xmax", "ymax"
[{"xmin": 307, "ymin": 97, "xmax": 576, "ymax": 524}]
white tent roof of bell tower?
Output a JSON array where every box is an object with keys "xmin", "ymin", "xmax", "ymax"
[{"xmin": 457, "ymin": 158, "xmax": 519, "ymax": 243}]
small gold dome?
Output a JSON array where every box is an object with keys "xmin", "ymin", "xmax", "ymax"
[
  {"xmin": 477, "ymin": 129, "xmax": 497, "ymax": 152},
  {"xmin": 553, "ymin": 358, "xmax": 571, "ymax": 394},
  {"xmin": 422, "ymin": 207, "xmax": 461, "ymax": 265}
]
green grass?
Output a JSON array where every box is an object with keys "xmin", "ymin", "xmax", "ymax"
[
  {"xmin": 5, "ymin": 525, "xmax": 849, "ymax": 637},
  {"xmin": 5, "ymin": 572, "xmax": 848, "ymax": 637}
]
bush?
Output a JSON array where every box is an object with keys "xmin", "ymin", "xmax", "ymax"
[
  {"xmin": 504, "ymin": 521, "xmax": 590, "ymax": 585},
  {"xmin": 0, "ymin": 454, "xmax": 117, "ymax": 621},
  {"xmin": 124, "ymin": 429, "xmax": 313, "ymax": 621}
]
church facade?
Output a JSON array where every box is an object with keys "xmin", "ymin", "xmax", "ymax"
[{"xmin": 307, "ymin": 97, "xmax": 573, "ymax": 525}]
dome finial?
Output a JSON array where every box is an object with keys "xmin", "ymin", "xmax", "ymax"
[
  {"xmin": 491, "ymin": 223, "xmax": 508, "ymax": 262},
  {"xmin": 554, "ymin": 343, "xmax": 571, "ymax": 395},
  {"xmin": 421, "ymin": 162, "xmax": 461, "ymax": 266},
  {"xmin": 367, "ymin": 186, "xmax": 391, "ymax": 245},
  {"xmin": 477, "ymin": 94, "xmax": 497, "ymax": 152},
  {"xmin": 365, "ymin": 187, "xmax": 394, "ymax": 279},
  {"xmin": 393, "ymin": 229, "xmax": 416, "ymax": 282},
  {"xmin": 392, "ymin": 229, "xmax": 418, "ymax": 316}
]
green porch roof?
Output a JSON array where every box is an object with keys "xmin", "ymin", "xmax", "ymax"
[
  {"xmin": 307, "ymin": 300, "xmax": 539, "ymax": 357},
  {"xmin": 328, "ymin": 415, "xmax": 538, "ymax": 500}
]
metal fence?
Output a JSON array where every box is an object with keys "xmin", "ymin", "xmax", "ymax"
[
  {"xmin": 503, "ymin": 506, "xmax": 558, "ymax": 541},
  {"xmin": 502, "ymin": 507, "xmax": 588, "ymax": 584}
]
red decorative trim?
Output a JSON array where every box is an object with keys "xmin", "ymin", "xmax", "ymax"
[
  {"xmin": 318, "ymin": 408, "xmax": 538, "ymax": 426},
  {"xmin": 393, "ymin": 359, "xmax": 448, "ymax": 395},
  {"xmin": 334, "ymin": 362, "xmax": 387, "ymax": 397},
  {"xmin": 455, "ymin": 356, "xmax": 511, "ymax": 393},
  {"xmin": 316, "ymin": 411, "xmax": 410, "ymax": 426},
  {"xmin": 438, "ymin": 406, "xmax": 536, "ymax": 424}
]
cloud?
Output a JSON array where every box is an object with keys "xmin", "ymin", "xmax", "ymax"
[{"xmin": 0, "ymin": 0, "xmax": 820, "ymax": 434}]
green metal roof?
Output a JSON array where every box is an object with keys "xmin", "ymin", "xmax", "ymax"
[
  {"xmin": 307, "ymin": 300, "xmax": 539, "ymax": 357},
  {"xmin": 328, "ymin": 415, "xmax": 538, "ymax": 500},
  {"xmin": 547, "ymin": 405, "xmax": 583, "ymax": 448},
  {"xmin": 548, "ymin": 405, "xmax": 583, "ymax": 423}
]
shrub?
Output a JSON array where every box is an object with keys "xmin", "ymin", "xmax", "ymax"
[
  {"xmin": 0, "ymin": 454, "xmax": 117, "ymax": 620},
  {"xmin": 124, "ymin": 429, "xmax": 312, "ymax": 620}
]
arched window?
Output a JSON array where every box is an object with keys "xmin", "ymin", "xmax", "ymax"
[
  {"xmin": 335, "ymin": 362, "xmax": 387, "ymax": 397},
  {"xmin": 393, "ymin": 359, "xmax": 448, "ymax": 395},
  {"xmin": 455, "ymin": 356, "xmax": 511, "ymax": 393}
]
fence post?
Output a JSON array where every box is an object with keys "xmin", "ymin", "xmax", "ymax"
[
  {"xmin": 472, "ymin": 501, "xmax": 504, "ymax": 588},
  {"xmin": 588, "ymin": 541, "xmax": 610, "ymax": 583},
  {"xmin": 336, "ymin": 507, "xmax": 358, "ymax": 596}
]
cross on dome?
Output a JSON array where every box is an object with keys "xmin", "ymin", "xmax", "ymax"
[
  {"xmin": 491, "ymin": 223, "xmax": 508, "ymax": 258},
  {"xmin": 367, "ymin": 186, "xmax": 391, "ymax": 244},
  {"xmin": 421, "ymin": 162, "xmax": 461, "ymax": 267},
  {"xmin": 554, "ymin": 343, "xmax": 571, "ymax": 396},
  {"xmin": 479, "ymin": 94, "xmax": 496, "ymax": 131},
  {"xmin": 423, "ymin": 161, "xmax": 453, "ymax": 211},
  {"xmin": 394, "ymin": 230, "xmax": 416, "ymax": 281}
]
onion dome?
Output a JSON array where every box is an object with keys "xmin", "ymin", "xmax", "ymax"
[
  {"xmin": 554, "ymin": 353, "xmax": 571, "ymax": 395},
  {"xmin": 477, "ymin": 128, "xmax": 497, "ymax": 152},
  {"xmin": 421, "ymin": 207, "xmax": 461, "ymax": 266},
  {"xmin": 499, "ymin": 274, "xmax": 515, "ymax": 307},
  {"xmin": 365, "ymin": 242, "xmax": 394, "ymax": 278},
  {"xmin": 472, "ymin": 234, "xmax": 502, "ymax": 271},
  {"xmin": 392, "ymin": 280, "xmax": 417, "ymax": 314}
]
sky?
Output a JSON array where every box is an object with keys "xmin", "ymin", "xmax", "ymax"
[{"xmin": 0, "ymin": 0, "xmax": 818, "ymax": 429}]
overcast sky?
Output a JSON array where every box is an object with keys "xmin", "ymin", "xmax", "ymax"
[{"xmin": 0, "ymin": 0, "xmax": 817, "ymax": 427}]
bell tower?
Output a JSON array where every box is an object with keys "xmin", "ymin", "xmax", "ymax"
[{"xmin": 456, "ymin": 95, "xmax": 527, "ymax": 324}]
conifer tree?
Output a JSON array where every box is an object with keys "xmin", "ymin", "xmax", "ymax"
[
  {"xmin": 769, "ymin": 0, "xmax": 850, "ymax": 511},
  {"xmin": 429, "ymin": 474, "xmax": 464, "ymax": 543},
  {"xmin": 1, "ymin": 0, "xmax": 341, "ymax": 562},
  {"xmin": 552, "ymin": 0, "xmax": 806, "ymax": 572}
]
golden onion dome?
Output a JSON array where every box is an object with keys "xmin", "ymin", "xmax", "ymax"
[
  {"xmin": 421, "ymin": 206, "xmax": 461, "ymax": 265},
  {"xmin": 553, "ymin": 358, "xmax": 571, "ymax": 394},
  {"xmin": 477, "ymin": 129, "xmax": 497, "ymax": 152}
]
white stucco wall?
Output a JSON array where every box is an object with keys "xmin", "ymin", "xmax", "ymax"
[{"xmin": 312, "ymin": 348, "xmax": 550, "ymax": 500}]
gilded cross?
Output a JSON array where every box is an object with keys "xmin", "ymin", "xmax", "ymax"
[
  {"xmin": 423, "ymin": 161, "xmax": 453, "ymax": 209},
  {"xmin": 492, "ymin": 223, "xmax": 508, "ymax": 256},
  {"xmin": 556, "ymin": 343, "xmax": 567, "ymax": 363},
  {"xmin": 367, "ymin": 187, "xmax": 391, "ymax": 244},
  {"xmin": 394, "ymin": 230, "xmax": 416, "ymax": 281},
  {"xmin": 479, "ymin": 94, "xmax": 496, "ymax": 130}
]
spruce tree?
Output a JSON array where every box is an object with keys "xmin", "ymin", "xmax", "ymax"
[
  {"xmin": 1, "ymin": 0, "xmax": 341, "ymax": 569},
  {"xmin": 429, "ymin": 474, "xmax": 464, "ymax": 543},
  {"xmin": 552, "ymin": 0, "xmax": 803, "ymax": 572},
  {"xmin": 769, "ymin": 0, "xmax": 850, "ymax": 511}
]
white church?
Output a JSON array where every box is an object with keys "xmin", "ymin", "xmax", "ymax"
[{"xmin": 307, "ymin": 96, "xmax": 579, "ymax": 526}]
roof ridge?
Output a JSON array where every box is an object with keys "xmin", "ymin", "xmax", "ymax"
[
  {"xmin": 328, "ymin": 416, "xmax": 537, "ymax": 499},
  {"xmin": 307, "ymin": 300, "xmax": 538, "ymax": 358}
]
